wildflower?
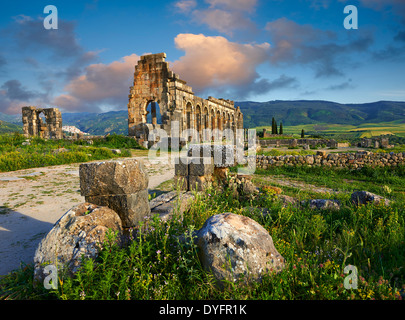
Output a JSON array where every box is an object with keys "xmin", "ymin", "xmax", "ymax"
[{"xmin": 156, "ymin": 250, "xmax": 161, "ymax": 254}]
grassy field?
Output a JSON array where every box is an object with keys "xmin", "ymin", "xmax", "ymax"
[
  {"xmin": 256, "ymin": 120, "xmax": 405, "ymax": 140},
  {"xmin": 1, "ymin": 161, "xmax": 404, "ymax": 300},
  {"xmin": 0, "ymin": 133, "xmax": 144, "ymax": 172}
]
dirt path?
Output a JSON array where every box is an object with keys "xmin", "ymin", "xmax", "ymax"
[{"xmin": 0, "ymin": 156, "xmax": 174, "ymax": 276}]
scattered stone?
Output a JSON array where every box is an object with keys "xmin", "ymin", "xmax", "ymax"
[
  {"xmin": 351, "ymin": 191, "xmax": 390, "ymax": 207},
  {"xmin": 33, "ymin": 203, "xmax": 123, "ymax": 284},
  {"xmin": 275, "ymin": 194, "xmax": 299, "ymax": 207},
  {"xmin": 150, "ymin": 191, "xmax": 195, "ymax": 221},
  {"xmin": 302, "ymin": 199, "xmax": 341, "ymax": 210},
  {"xmin": 196, "ymin": 212, "xmax": 285, "ymax": 288}
]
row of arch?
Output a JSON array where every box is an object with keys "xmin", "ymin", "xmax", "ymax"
[{"xmin": 184, "ymin": 101, "xmax": 242, "ymax": 140}]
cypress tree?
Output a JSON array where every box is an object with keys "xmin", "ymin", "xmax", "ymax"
[
  {"xmin": 275, "ymin": 120, "xmax": 278, "ymax": 134},
  {"xmin": 271, "ymin": 117, "xmax": 276, "ymax": 134},
  {"xmin": 279, "ymin": 122, "xmax": 283, "ymax": 135},
  {"xmin": 301, "ymin": 129, "xmax": 305, "ymax": 138}
]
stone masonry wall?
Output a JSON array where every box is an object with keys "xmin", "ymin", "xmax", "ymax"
[{"xmin": 256, "ymin": 151, "xmax": 405, "ymax": 169}]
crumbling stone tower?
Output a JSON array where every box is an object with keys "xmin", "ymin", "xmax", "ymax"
[
  {"xmin": 127, "ymin": 53, "xmax": 243, "ymax": 147},
  {"xmin": 22, "ymin": 106, "xmax": 63, "ymax": 140}
]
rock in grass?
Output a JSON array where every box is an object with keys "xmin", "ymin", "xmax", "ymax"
[
  {"xmin": 351, "ymin": 191, "xmax": 390, "ymax": 207},
  {"xmin": 302, "ymin": 199, "xmax": 341, "ymax": 210},
  {"xmin": 33, "ymin": 203, "xmax": 122, "ymax": 285},
  {"xmin": 196, "ymin": 212, "xmax": 285, "ymax": 288}
]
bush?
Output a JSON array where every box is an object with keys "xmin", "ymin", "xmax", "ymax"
[{"xmin": 0, "ymin": 133, "xmax": 139, "ymax": 172}]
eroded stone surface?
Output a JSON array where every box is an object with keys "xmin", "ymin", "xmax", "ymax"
[
  {"xmin": 79, "ymin": 159, "xmax": 149, "ymax": 197},
  {"xmin": 127, "ymin": 53, "xmax": 244, "ymax": 146},
  {"xmin": 196, "ymin": 212, "xmax": 285, "ymax": 288},
  {"xmin": 22, "ymin": 106, "xmax": 62, "ymax": 140},
  {"xmin": 351, "ymin": 191, "xmax": 390, "ymax": 206},
  {"xmin": 33, "ymin": 203, "xmax": 122, "ymax": 284}
]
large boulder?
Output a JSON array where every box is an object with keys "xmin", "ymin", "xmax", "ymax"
[
  {"xmin": 33, "ymin": 203, "xmax": 122, "ymax": 284},
  {"xmin": 351, "ymin": 191, "xmax": 390, "ymax": 207},
  {"xmin": 196, "ymin": 213, "xmax": 285, "ymax": 288}
]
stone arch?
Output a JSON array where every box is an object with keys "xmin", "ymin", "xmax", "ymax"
[
  {"xmin": 216, "ymin": 110, "xmax": 222, "ymax": 131},
  {"xmin": 185, "ymin": 101, "xmax": 193, "ymax": 130},
  {"xmin": 195, "ymin": 104, "xmax": 202, "ymax": 138},
  {"xmin": 22, "ymin": 106, "xmax": 62, "ymax": 140},
  {"xmin": 210, "ymin": 107, "xmax": 216, "ymax": 130},
  {"xmin": 145, "ymin": 100, "xmax": 161, "ymax": 125}
]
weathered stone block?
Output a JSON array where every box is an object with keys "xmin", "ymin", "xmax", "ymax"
[
  {"xmin": 189, "ymin": 158, "xmax": 214, "ymax": 176},
  {"xmin": 189, "ymin": 175, "xmax": 212, "ymax": 191},
  {"xmin": 187, "ymin": 144, "xmax": 237, "ymax": 167},
  {"xmin": 80, "ymin": 159, "xmax": 148, "ymax": 197},
  {"xmin": 173, "ymin": 175, "xmax": 188, "ymax": 190},
  {"xmin": 174, "ymin": 157, "xmax": 189, "ymax": 176},
  {"xmin": 85, "ymin": 190, "xmax": 150, "ymax": 228}
]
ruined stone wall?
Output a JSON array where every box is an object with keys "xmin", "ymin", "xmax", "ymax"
[
  {"xmin": 256, "ymin": 151, "xmax": 405, "ymax": 169},
  {"xmin": 22, "ymin": 106, "xmax": 63, "ymax": 139},
  {"xmin": 259, "ymin": 138, "xmax": 339, "ymax": 148},
  {"xmin": 127, "ymin": 53, "xmax": 243, "ymax": 146}
]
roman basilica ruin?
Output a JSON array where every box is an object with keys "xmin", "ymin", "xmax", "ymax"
[
  {"xmin": 21, "ymin": 53, "xmax": 243, "ymax": 146},
  {"xmin": 127, "ymin": 53, "xmax": 244, "ymax": 146}
]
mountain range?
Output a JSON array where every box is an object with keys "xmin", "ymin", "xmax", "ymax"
[{"xmin": 1, "ymin": 100, "xmax": 404, "ymax": 135}]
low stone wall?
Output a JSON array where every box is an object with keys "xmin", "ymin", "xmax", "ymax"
[
  {"xmin": 256, "ymin": 151, "xmax": 405, "ymax": 169},
  {"xmin": 259, "ymin": 138, "xmax": 333, "ymax": 147}
]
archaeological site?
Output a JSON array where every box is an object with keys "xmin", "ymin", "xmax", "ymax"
[
  {"xmin": 22, "ymin": 106, "xmax": 63, "ymax": 140},
  {"xmin": 127, "ymin": 53, "xmax": 244, "ymax": 147}
]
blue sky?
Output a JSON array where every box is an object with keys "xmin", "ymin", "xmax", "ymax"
[{"xmin": 0, "ymin": 0, "xmax": 404, "ymax": 114}]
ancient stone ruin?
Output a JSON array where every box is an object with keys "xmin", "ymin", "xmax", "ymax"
[
  {"xmin": 22, "ymin": 106, "xmax": 63, "ymax": 140},
  {"xmin": 127, "ymin": 53, "xmax": 244, "ymax": 147}
]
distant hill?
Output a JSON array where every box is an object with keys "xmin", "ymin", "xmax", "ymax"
[
  {"xmin": 0, "ymin": 120, "xmax": 23, "ymax": 134},
  {"xmin": 61, "ymin": 110, "xmax": 128, "ymax": 135},
  {"xmin": 1, "ymin": 100, "xmax": 404, "ymax": 135},
  {"xmin": 237, "ymin": 100, "xmax": 405, "ymax": 128}
]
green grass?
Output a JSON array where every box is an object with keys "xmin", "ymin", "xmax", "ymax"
[
  {"xmin": 1, "ymin": 164, "xmax": 404, "ymax": 300},
  {"xmin": 0, "ymin": 133, "xmax": 144, "ymax": 172},
  {"xmin": 255, "ymin": 121, "xmax": 405, "ymax": 141}
]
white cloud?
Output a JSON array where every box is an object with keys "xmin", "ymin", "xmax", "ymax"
[
  {"xmin": 53, "ymin": 54, "xmax": 140, "ymax": 112},
  {"xmin": 171, "ymin": 33, "xmax": 271, "ymax": 97}
]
